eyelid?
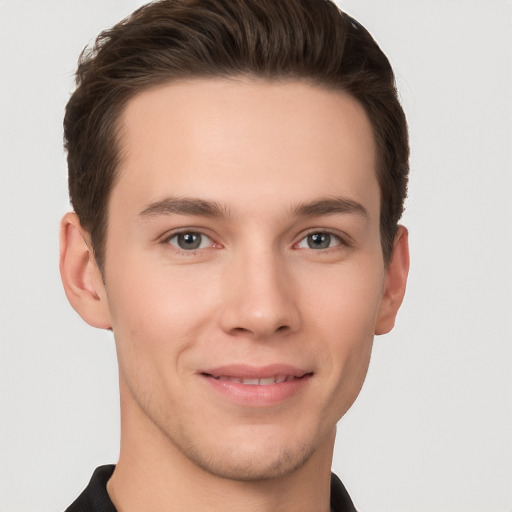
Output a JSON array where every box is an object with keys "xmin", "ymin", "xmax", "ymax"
[
  {"xmin": 161, "ymin": 228, "xmax": 221, "ymax": 253},
  {"xmin": 160, "ymin": 226, "xmax": 215, "ymax": 242},
  {"xmin": 158, "ymin": 227, "xmax": 351, "ymax": 253},
  {"xmin": 294, "ymin": 229, "xmax": 351, "ymax": 250}
]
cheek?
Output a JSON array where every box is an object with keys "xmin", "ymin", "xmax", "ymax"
[
  {"xmin": 312, "ymin": 296, "xmax": 376, "ymax": 424},
  {"xmin": 303, "ymin": 259, "xmax": 383, "ymax": 410},
  {"xmin": 329, "ymin": 335, "xmax": 374, "ymax": 422},
  {"xmin": 105, "ymin": 258, "xmax": 222, "ymax": 376},
  {"xmin": 302, "ymin": 255, "xmax": 384, "ymax": 338}
]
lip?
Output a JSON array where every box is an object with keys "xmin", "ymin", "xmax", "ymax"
[{"xmin": 199, "ymin": 364, "xmax": 313, "ymax": 407}]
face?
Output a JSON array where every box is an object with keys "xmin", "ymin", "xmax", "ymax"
[{"xmin": 94, "ymin": 79, "xmax": 399, "ymax": 480}]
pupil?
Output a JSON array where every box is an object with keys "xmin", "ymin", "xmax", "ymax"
[
  {"xmin": 178, "ymin": 232, "xmax": 201, "ymax": 250},
  {"xmin": 308, "ymin": 233, "xmax": 330, "ymax": 249}
]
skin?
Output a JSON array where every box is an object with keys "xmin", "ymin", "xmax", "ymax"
[{"xmin": 60, "ymin": 78, "xmax": 409, "ymax": 512}]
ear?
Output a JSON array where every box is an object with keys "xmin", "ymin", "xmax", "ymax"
[
  {"xmin": 59, "ymin": 212, "xmax": 112, "ymax": 329},
  {"xmin": 375, "ymin": 225, "xmax": 410, "ymax": 335}
]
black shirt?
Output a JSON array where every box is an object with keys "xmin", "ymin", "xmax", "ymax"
[{"xmin": 65, "ymin": 465, "xmax": 357, "ymax": 512}]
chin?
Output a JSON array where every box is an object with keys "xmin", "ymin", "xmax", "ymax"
[{"xmin": 183, "ymin": 440, "xmax": 318, "ymax": 481}]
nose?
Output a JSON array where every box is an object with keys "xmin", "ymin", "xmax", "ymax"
[{"xmin": 219, "ymin": 249, "xmax": 301, "ymax": 339}]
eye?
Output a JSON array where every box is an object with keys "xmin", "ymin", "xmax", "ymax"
[
  {"xmin": 167, "ymin": 231, "xmax": 213, "ymax": 251},
  {"xmin": 296, "ymin": 232, "xmax": 342, "ymax": 250}
]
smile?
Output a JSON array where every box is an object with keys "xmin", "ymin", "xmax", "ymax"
[
  {"xmin": 199, "ymin": 365, "xmax": 313, "ymax": 406},
  {"xmin": 208, "ymin": 375, "xmax": 300, "ymax": 385}
]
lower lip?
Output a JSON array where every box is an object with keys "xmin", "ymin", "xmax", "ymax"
[{"xmin": 201, "ymin": 374, "xmax": 312, "ymax": 407}]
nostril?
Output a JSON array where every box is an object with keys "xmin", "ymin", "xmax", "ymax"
[
  {"xmin": 228, "ymin": 324, "xmax": 290, "ymax": 338},
  {"xmin": 231, "ymin": 327, "xmax": 252, "ymax": 335}
]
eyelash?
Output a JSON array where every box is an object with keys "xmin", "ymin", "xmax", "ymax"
[
  {"xmin": 161, "ymin": 229, "xmax": 350, "ymax": 255},
  {"xmin": 294, "ymin": 229, "xmax": 348, "ymax": 251},
  {"xmin": 163, "ymin": 230, "xmax": 219, "ymax": 255}
]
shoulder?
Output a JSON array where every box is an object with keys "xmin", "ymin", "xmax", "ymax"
[
  {"xmin": 64, "ymin": 465, "xmax": 117, "ymax": 512},
  {"xmin": 330, "ymin": 472, "xmax": 357, "ymax": 512}
]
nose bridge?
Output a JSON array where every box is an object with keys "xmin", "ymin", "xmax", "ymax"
[{"xmin": 220, "ymin": 243, "xmax": 301, "ymax": 338}]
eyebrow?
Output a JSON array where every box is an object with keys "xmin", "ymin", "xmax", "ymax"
[
  {"xmin": 139, "ymin": 197, "xmax": 229, "ymax": 218},
  {"xmin": 291, "ymin": 197, "xmax": 369, "ymax": 219},
  {"xmin": 139, "ymin": 196, "xmax": 368, "ymax": 220}
]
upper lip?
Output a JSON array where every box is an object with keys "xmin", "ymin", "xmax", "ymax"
[{"xmin": 200, "ymin": 364, "xmax": 312, "ymax": 380}]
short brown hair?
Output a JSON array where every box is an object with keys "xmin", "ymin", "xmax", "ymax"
[{"xmin": 64, "ymin": 0, "xmax": 409, "ymax": 271}]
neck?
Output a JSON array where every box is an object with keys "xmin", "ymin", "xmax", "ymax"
[{"xmin": 108, "ymin": 385, "xmax": 335, "ymax": 512}]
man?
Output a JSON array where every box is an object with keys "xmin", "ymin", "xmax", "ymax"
[{"xmin": 60, "ymin": 0, "xmax": 409, "ymax": 510}]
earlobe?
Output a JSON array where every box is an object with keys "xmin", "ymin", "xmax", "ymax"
[
  {"xmin": 59, "ymin": 212, "xmax": 112, "ymax": 329},
  {"xmin": 375, "ymin": 225, "xmax": 410, "ymax": 335}
]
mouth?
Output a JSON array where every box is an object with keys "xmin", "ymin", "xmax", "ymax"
[
  {"xmin": 199, "ymin": 365, "xmax": 313, "ymax": 406},
  {"xmin": 203, "ymin": 374, "xmax": 306, "ymax": 385}
]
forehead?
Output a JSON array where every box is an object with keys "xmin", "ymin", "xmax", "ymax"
[{"xmin": 113, "ymin": 78, "xmax": 379, "ymax": 220}]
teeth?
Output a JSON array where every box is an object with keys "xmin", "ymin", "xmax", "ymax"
[
  {"xmin": 218, "ymin": 376, "xmax": 241, "ymax": 383},
  {"xmin": 243, "ymin": 378, "xmax": 259, "ymax": 385},
  {"xmin": 214, "ymin": 375, "xmax": 295, "ymax": 385}
]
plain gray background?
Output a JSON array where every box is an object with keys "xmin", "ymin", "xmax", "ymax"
[{"xmin": 1, "ymin": 1, "xmax": 511, "ymax": 511}]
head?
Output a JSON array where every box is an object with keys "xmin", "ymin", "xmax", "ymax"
[
  {"xmin": 64, "ymin": 0, "xmax": 408, "ymax": 274},
  {"xmin": 60, "ymin": 0, "xmax": 409, "ymax": 485}
]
